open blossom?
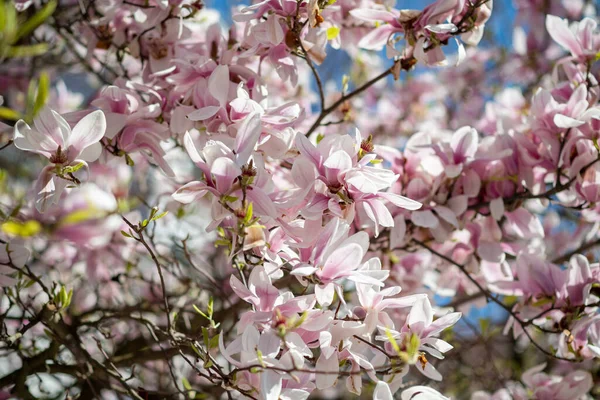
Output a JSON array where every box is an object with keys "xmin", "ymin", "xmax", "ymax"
[
  {"xmin": 4, "ymin": 0, "xmax": 600, "ymax": 399},
  {"xmin": 376, "ymin": 297, "xmax": 461, "ymax": 381},
  {"xmin": 473, "ymin": 363, "xmax": 593, "ymax": 400},
  {"xmin": 294, "ymin": 130, "xmax": 421, "ymax": 235},
  {"xmin": 546, "ymin": 15, "xmax": 600, "ymax": 60},
  {"xmin": 290, "ymin": 218, "xmax": 389, "ymax": 306},
  {"xmin": 13, "ymin": 107, "xmax": 106, "ymax": 212},
  {"xmin": 351, "ymin": 0, "xmax": 492, "ymax": 65}
]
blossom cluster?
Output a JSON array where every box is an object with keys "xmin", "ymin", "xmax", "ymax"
[{"xmin": 0, "ymin": 0, "xmax": 599, "ymax": 399}]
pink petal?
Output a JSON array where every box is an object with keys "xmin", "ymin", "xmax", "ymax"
[
  {"xmin": 234, "ymin": 112, "xmax": 262, "ymax": 166},
  {"xmin": 172, "ymin": 181, "xmax": 212, "ymax": 204},
  {"xmin": 208, "ymin": 65, "xmax": 230, "ymax": 107},
  {"xmin": 546, "ymin": 15, "xmax": 582, "ymax": 56},
  {"xmin": 68, "ymin": 110, "xmax": 106, "ymax": 161}
]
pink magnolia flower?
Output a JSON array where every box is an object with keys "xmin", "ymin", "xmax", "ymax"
[
  {"xmin": 294, "ymin": 131, "xmax": 421, "ymax": 236},
  {"xmin": 520, "ymin": 363, "xmax": 593, "ymax": 400},
  {"xmin": 172, "ymin": 113, "xmax": 278, "ymax": 225},
  {"xmin": 43, "ymin": 183, "xmax": 122, "ymax": 249},
  {"xmin": 355, "ymin": 283, "xmax": 427, "ymax": 334},
  {"xmin": 13, "ymin": 107, "xmax": 106, "ymax": 212},
  {"xmin": 490, "ymin": 251, "xmax": 565, "ymax": 299},
  {"xmin": 219, "ymin": 324, "xmax": 312, "ymax": 400},
  {"xmin": 557, "ymin": 314, "xmax": 600, "ymax": 360},
  {"xmin": 290, "ymin": 218, "xmax": 389, "ymax": 306},
  {"xmin": 546, "ymin": 15, "xmax": 600, "ymax": 60},
  {"xmin": 348, "ymin": 7, "xmax": 405, "ymax": 51},
  {"xmin": 376, "ymin": 297, "xmax": 461, "ymax": 381},
  {"xmin": 229, "ymin": 265, "xmax": 317, "ymax": 332},
  {"xmin": 91, "ymin": 84, "xmax": 175, "ymax": 177}
]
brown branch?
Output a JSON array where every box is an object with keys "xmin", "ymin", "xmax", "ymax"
[
  {"xmin": 305, "ymin": 63, "xmax": 397, "ymax": 137},
  {"xmin": 412, "ymin": 239, "xmax": 581, "ymax": 363}
]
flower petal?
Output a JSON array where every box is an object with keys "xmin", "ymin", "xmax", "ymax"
[{"xmin": 68, "ymin": 110, "xmax": 106, "ymax": 161}]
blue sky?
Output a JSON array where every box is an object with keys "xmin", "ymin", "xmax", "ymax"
[{"xmin": 205, "ymin": 0, "xmax": 518, "ymax": 87}]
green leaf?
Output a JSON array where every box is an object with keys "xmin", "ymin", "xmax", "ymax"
[
  {"xmin": 59, "ymin": 286, "xmax": 68, "ymax": 308},
  {"xmin": 2, "ymin": 220, "xmax": 41, "ymax": 237},
  {"xmin": 6, "ymin": 43, "xmax": 48, "ymax": 59},
  {"xmin": 193, "ymin": 304, "xmax": 208, "ymax": 319},
  {"xmin": 16, "ymin": 0, "xmax": 57, "ymax": 40},
  {"xmin": 256, "ymin": 349, "xmax": 265, "ymax": 367},
  {"xmin": 406, "ymin": 333, "xmax": 420, "ymax": 360},
  {"xmin": 61, "ymin": 162, "xmax": 85, "ymax": 175},
  {"xmin": 479, "ymin": 318, "xmax": 490, "ymax": 334},
  {"xmin": 222, "ymin": 195, "xmax": 238, "ymax": 203},
  {"xmin": 0, "ymin": 107, "xmax": 22, "ymax": 121},
  {"xmin": 207, "ymin": 297, "xmax": 214, "ymax": 319},
  {"xmin": 385, "ymin": 328, "xmax": 401, "ymax": 354},
  {"xmin": 243, "ymin": 203, "xmax": 253, "ymax": 225},
  {"xmin": 1, "ymin": 3, "xmax": 18, "ymax": 44},
  {"xmin": 120, "ymin": 230, "xmax": 132, "ymax": 238},
  {"xmin": 66, "ymin": 288, "xmax": 73, "ymax": 308},
  {"xmin": 125, "ymin": 153, "xmax": 135, "ymax": 166},
  {"xmin": 33, "ymin": 72, "xmax": 50, "ymax": 115},
  {"xmin": 191, "ymin": 343, "xmax": 203, "ymax": 357},
  {"xmin": 25, "ymin": 77, "xmax": 37, "ymax": 120},
  {"xmin": 208, "ymin": 335, "xmax": 219, "ymax": 350},
  {"xmin": 150, "ymin": 211, "xmax": 168, "ymax": 222}
]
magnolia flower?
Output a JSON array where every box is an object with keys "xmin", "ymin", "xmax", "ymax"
[
  {"xmin": 355, "ymin": 283, "xmax": 427, "ymax": 334},
  {"xmin": 520, "ymin": 363, "xmax": 593, "ymax": 399},
  {"xmin": 14, "ymin": 107, "xmax": 106, "ymax": 212},
  {"xmin": 290, "ymin": 218, "xmax": 390, "ymax": 306},
  {"xmin": 377, "ymin": 297, "xmax": 461, "ymax": 381},
  {"xmin": 546, "ymin": 15, "xmax": 599, "ymax": 60},
  {"xmin": 294, "ymin": 131, "xmax": 421, "ymax": 236}
]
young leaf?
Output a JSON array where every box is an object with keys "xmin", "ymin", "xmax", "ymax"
[{"xmin": 16, "ymin": 0, "xmax": 57, "ymax": 40}]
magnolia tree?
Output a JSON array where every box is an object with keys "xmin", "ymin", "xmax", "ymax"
[{"xmin": 0, "ymin": 0, "xmax": 599, "ymax": 399}]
